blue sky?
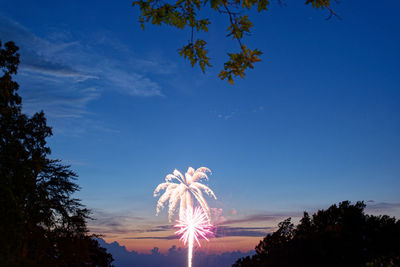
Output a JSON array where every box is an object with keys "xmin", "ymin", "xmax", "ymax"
[{"xmin": 1, "ymin": 0, "xmax": 400, "ymax": 253}]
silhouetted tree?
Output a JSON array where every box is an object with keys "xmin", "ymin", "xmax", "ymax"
[
  {"xmin": 0, "ymin": 41, "xmax": 114, "ymax": 266},
  {"xmin": 132, "ymin": 0, "xmax": 340, "ymax": 84},
  {"xmin": 233, "ymin": 201, "xmax": 400, "ymax": 267}
]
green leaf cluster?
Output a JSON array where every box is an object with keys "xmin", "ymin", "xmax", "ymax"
[
  {"xmin": 133, "ymin": 0, "xmax": 210, "ymax": 31},
  {"xmin": 227, "ymin": 15, "xmax": 252, "ymax": 40},
  {"xmin": 305, "ymin": 0, "xmax": 331, "ymax": 9},
  {"xmin": 132, "ymin": 0, "xmax": 338, "ymax": 84},
  {"xmin": 179, "ymin": 39, "xmax": 212, "ymax": 73},
  {"xmin": 219, "ymin": 45, "xmax": 261, "ymax": 84},
  {"xmin": 241, "ymin": 0, "xmax": 269, "ymax": 11}
]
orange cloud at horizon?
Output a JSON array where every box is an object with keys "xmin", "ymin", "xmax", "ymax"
[{"xmin": 103, "ymin": 235, "xmax": 263, "ymax": 254}]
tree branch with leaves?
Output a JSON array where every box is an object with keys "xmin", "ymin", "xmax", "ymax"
[{"xmin": 132, "ymin": 0, "xmax": 340, "ymax": 84}]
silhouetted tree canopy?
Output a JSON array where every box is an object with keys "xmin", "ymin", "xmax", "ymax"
[
  {"xmin": 132, "ymin": 0, "xmax": 340, "ymax": 84},
  {"xmin": 0, "ymin": 41, "xmax": 114, "ymax": 266},
  {"xmin": 233, "ymin": 201, "xmax": 400, "ymax": 267}
]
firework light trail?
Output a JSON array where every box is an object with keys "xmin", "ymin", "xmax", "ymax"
[
  {"xmin": 175, "ymin": 207, "xmax": 212, "ymax": 267},
  {"xmin": 154, "ymin": 167, "xmax": 217, "ymax": 267}
]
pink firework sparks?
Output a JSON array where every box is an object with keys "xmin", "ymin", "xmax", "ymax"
[{"xmin": 175, "ymin": 207, "xmax": 213, "ymax": 267}]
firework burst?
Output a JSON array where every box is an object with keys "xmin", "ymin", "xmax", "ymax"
[
  {"xmin": 154, "ymin": 167, "xmax": 217, "ymax": 267},
  {"xmin": 154, "ymin": 167, "xmax": 217, "ymax": 222},
  {"xmin": 175, "ymin": 207, "xmax": 213, "ymax": 267}
]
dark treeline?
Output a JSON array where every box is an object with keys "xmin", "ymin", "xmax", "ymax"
[
  {"xmin": 0, "ymin": 41, "xmax": 113, "ymax": 266},
  {"xmin": 233, "ymin": 201, "xmax": 400, "ymax": 267}
]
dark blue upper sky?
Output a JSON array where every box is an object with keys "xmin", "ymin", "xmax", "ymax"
[{"xmin": 1, "ymin": 0, "xmax": 399, "ymax": 252}]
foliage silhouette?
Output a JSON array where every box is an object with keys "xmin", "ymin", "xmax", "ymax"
[
  {"xmin": 132, "ymin": 0, "xmax": 340, "ymax": 84},
  {"xmin": 0, "ymin": 41, "xmax": 114, "ymax": 266},
  {"xmin": 233, "ymin": 201, "xmax": 400, "ymax": 267}
]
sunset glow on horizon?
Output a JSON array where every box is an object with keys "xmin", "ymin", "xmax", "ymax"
[{"xmin": 101, "ymin": 232, "xmax": 273, "ymax": 254}]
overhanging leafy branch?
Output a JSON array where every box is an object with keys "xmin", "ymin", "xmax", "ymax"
[{"xmin": 132, "ymin": 0, "xmax": 339, "ymax": 84}]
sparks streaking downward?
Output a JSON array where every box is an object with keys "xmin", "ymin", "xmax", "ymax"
[
  {"xmin": 154, "ymin": 167, "xmax": 216, "ymax": 222},
  {"xmin": 175, "ymin": 207, "xmax": 212, "ymax": 267}
]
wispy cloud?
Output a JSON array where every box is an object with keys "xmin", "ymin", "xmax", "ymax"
[
  {"xmin": 0, "ymin": 15, "xmax": 168, "ymax": 134},
  {"xmin": 215, "ymin": 105, "xmax": 264, "ymax": 120},
  {"xmin": 365, "ymin": 201, "xmax": 400, "ymax": 214},
  {"xmin": 218, "ymin": 112, "xmax": 236, "ymax": 120},
  {"xmin": 89, "ymin": 209, "xmax": 145, "ymax": 235},
  {"xmin": 221, "ymin": 213, "xmax": 289, "ymax": 225},
  {"xmin": 122, "ymin": 225, "xmax": 273, "ymax": 239},
  {"xmin": 22, "ymin": 85, "xmax": 100, "ymax": 119},
  {"xmin": 21, "ymin": 62, "xmax": 97, "ymax": 81},
  {"xmin": 252, "ymin": 106, "xmax": 264, "ymax": 113},
  {"xmin": 102, "ymin": 68, "xmax": 163, "ymax": 97},
  {"xmin": 0, "ymin": 17, "xmax": 95, "ymax": 81},
  {"xmin": 214, "ymin": 226, "xmax": 273, "ymax": 238},
  {"xmin": 144, "ymin": 225, "xmax": 173, "ymax": 232},
  {"xmin": 125, "ymin": 236, "xmax": 176, "ymax": 240}
]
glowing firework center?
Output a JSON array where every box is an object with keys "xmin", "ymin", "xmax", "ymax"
[{"xmin": 154, "ymin": 167, "xmax": 217, "ymax": 267}]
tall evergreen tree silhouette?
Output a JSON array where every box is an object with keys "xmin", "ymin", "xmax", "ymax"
[{"xmin": 0, "ymin": 41, "xmax": 113, "ymax": 266}]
